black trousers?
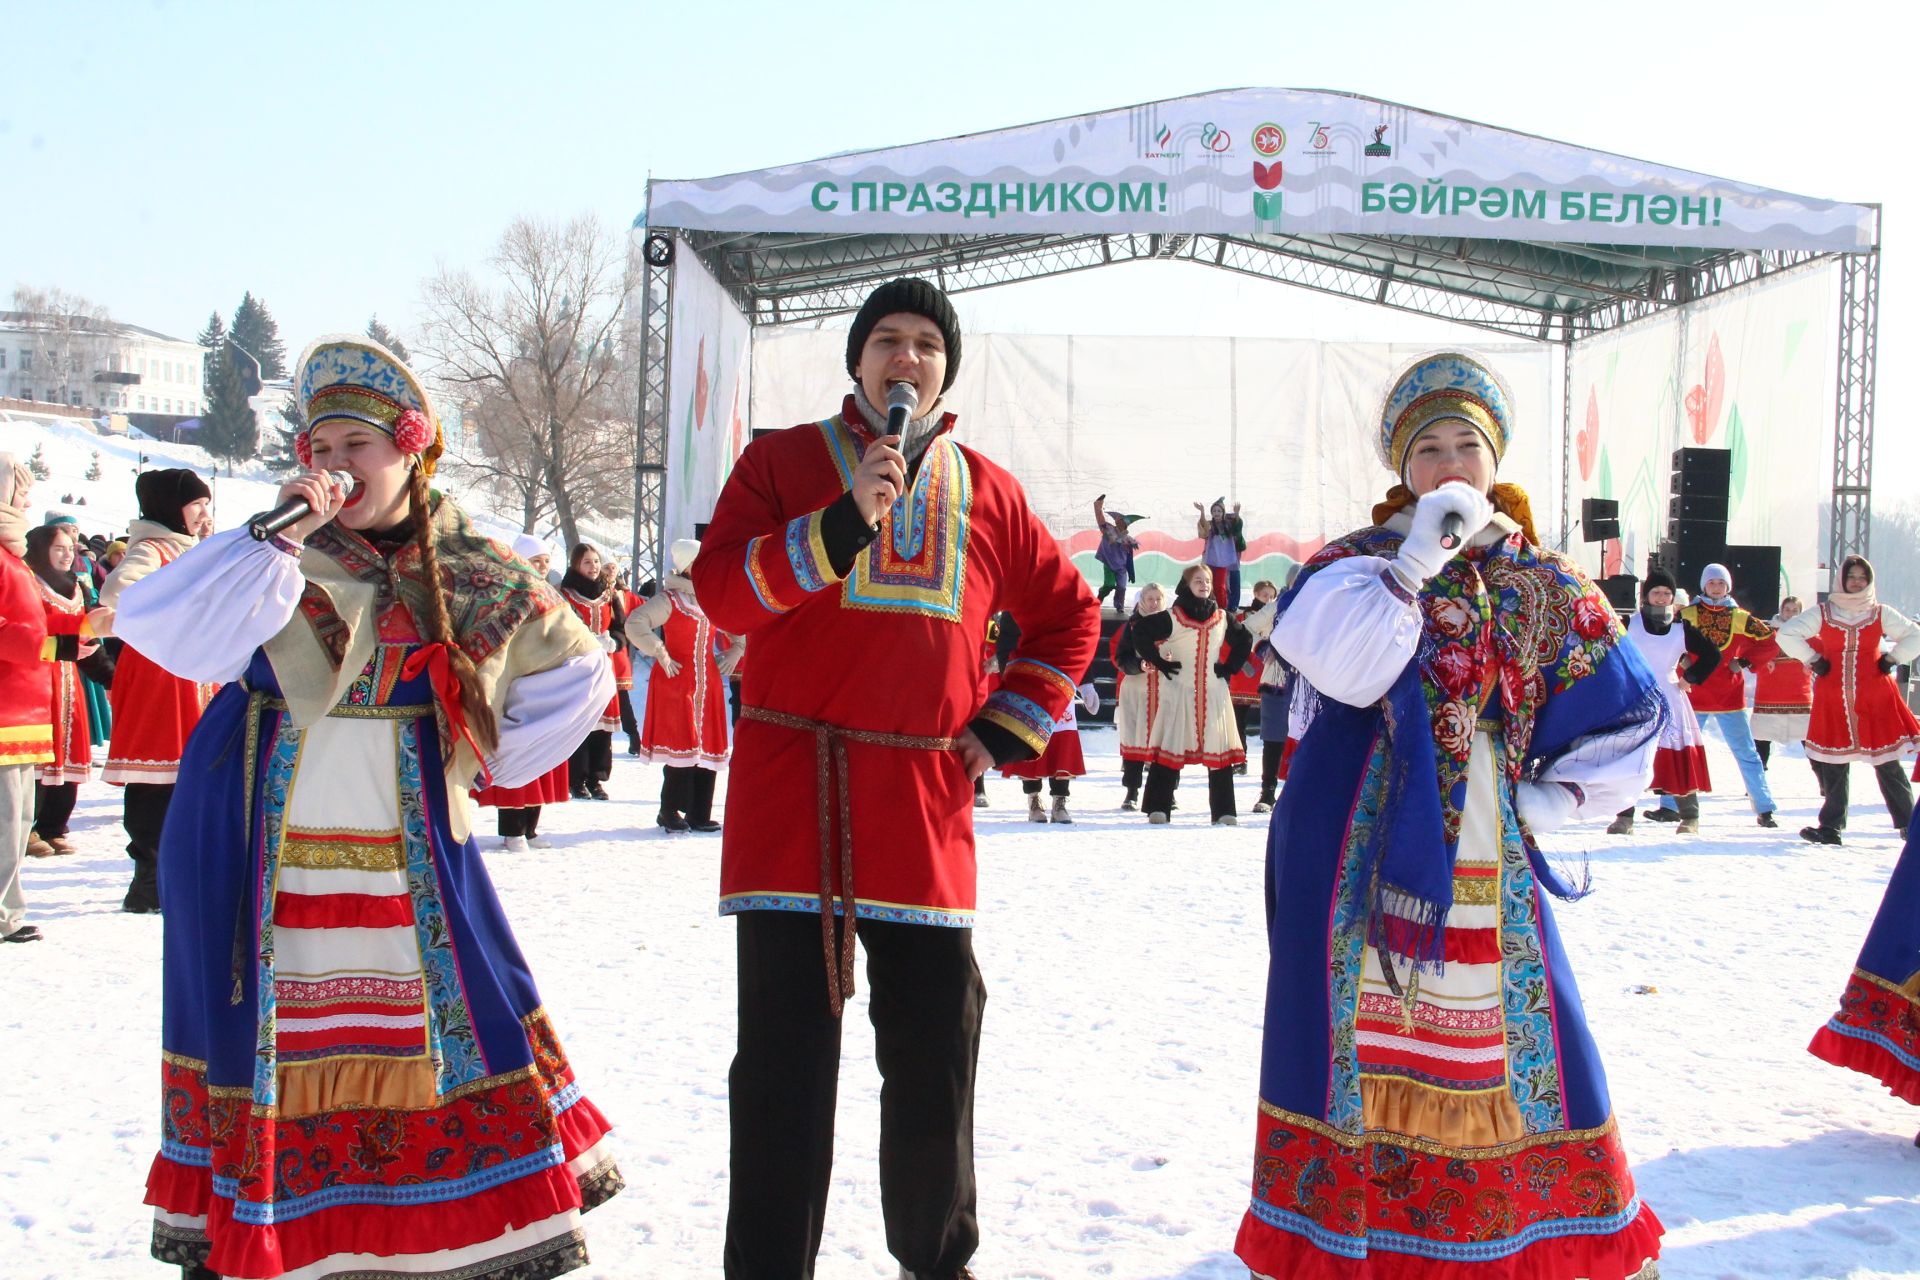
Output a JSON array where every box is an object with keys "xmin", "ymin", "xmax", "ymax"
[
  {"xmin": 726, "ymin": 911, "xmax": 985, "ymax": 1279},
  {"xmin": 1755, "ymin": 738, "xmax": 1772, "ymax": 768},
  {"xmin": 34, "ymin": 781, "xmax": 78, "ymax": 839},
  {"xmin": 618, "ymin": 690, "xmax": 640, "ymax": 747},
  {"xmin": 1142, "ymin": 762, "xmax": 1236, "ymax": 820},
  {"xmin": 124, "ymin": 781, "xmax": 173, "ymax": 908},
  {"xmin": 568, "ymin": 730, "xmax": 613, "ymax": 789},
  {"xmin": 1121, "ymin": 758, "xmax": 1144, "ymax": 793},
  {"xmin": 1813, "ymin": 759, "xmax": 1915, "ymax": 832},
  {"xmin": 660, "ymin": 766, "xmax": 717, "ymax": 823},
  {"xmin": 496, "ymin": 806, "xmax": 544, "ymax": 839},
  {"xmin": 1259, "ymin": 740, "xmax": 1286, "ymax": 797},
  {"xmin": 1020, "ymin": 777, "xmax": 1070, "ymax": 797}
]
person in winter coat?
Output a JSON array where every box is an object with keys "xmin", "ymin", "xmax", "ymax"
[
  {"xmin": 1608, "ymin": 567, "xmax": 1720, "ymax": 834},
  {"xmin": 558, "ymin": 543, "xmax": 625, "ymax": 800},
  {"xmin": 1112, "ymin": 582, "xmax": 1168, "ymax": 811},
  {"xmin": 23, "ymin": 523, "xmax": 104, "ymax": 857},
  {"xmin": 121, "ymin": 333, "xmax": 621, "ymax": 1280},
  {"xmin": 1092, "ymin": 494, "xmax": 1142, "ymax": 611},
  {"xmin": 1195, "ymin": 497, "xmax": 1246, "ymax": 608},
  {"xmin": 627, "ymin": 537, "xmax": 742, "ymax": 832},
  {"xmin": 1752, "ymin": 595, "xmax": 1814, "ymax": 771},
  {"xmin": 1129, "ymin": 562, "xmax": 1253, "ymax": 825},
  {"xmin": 1779, "ymin": 555, "xmax": 1920, "ymax": 845},
  {"xmin": 1237, "ymin": 351, "xmax": 1664, "ymax": 1280},
  {"xmin": 94, "ymin": 467, "xmax": 215, "ymax": 913},
  {"xmin": 471, "ymin": 534, "xmax": 570, "ymax": 851},
  {"xmin": 0, "ymin": 453, "xmax": 52, "ymax": 943}
]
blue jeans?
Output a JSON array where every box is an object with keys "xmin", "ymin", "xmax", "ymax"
[{"xmin": 1661, "ymin": 709, "xmax": 1776, "ymax": 815}]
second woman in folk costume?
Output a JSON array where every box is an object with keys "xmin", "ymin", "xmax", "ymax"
[
  {"xmin": 558, "ymin": 543, "xmax": 625, "ymax": 800},
  {"xmin": 1609, "ymin": 566, "xmax": 1719, "ymax": 835},
  {"xmin": 1235, "ymin": 352, "xmax": 1665, "ymax": 1280},
  {"xmin": 1751, "ymin": 595, "xmax": 1814, "ymax": 770},
  {"xmin": 1779, "ymin": 554, "xmax": 1920, "ymax": 845},
  {"xmin": 118, "ymin": 335, "xmax": 622, "ymax": 1280},
  {"xmin": 992, "ymin": 611, "xmax": 1098, "ymax": 824},
  {"xmin": 1112, "ymin": 581, "xmax": 1167, "ymax": 811},
  {"xmin": 1130, "ymin": 564, "xmax": 1253, "ymax": 826},
  {"xmin": 628, "ymin": 537, "xmax": 742, "ymax": 832},
  {"xmin": 96, "ymin": 467, "xmax": 217, "ymax": 914},
  {"xmin": 471, "ymin": 534, "xmax": 571, "ymax": 852},
  {"xmin": 24, "ymin": 523, "xmax": 103, "ymax": 857}
]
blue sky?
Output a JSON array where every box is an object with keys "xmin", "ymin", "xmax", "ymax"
[{"xmin": 5, "ymin": 0, "xmax": 1912, "ymax": 496}]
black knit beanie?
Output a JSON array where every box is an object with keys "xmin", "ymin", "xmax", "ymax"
[
  {"xmin": 136, "ymin": 468, "xmax": 213, "ymax": 536},
  {"xmin": 1641, "ymin": 566, "xmax": 1677, "ymax": 598},
  {"xmin": 845, "ymin": 277, "xmax": 962, "ymax": 392}
]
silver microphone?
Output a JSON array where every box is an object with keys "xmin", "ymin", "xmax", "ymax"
[
  {"xmin": 885, "ymin": 381, "xmax": 919, "ymax": 436},
  {"xmin": 248, "ymin": 471, "xmax": 355, "ymax": 541}
]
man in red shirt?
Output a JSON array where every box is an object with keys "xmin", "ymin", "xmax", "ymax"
[{"xmin": 692, "ymin": 278, "xmax": 1100, "ymax": 1280}]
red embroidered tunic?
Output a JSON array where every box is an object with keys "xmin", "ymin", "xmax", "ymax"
[
  {"xmin": 0, "ymin": 549, "xmax": 53, "ymax": 767},
  {"xmin": 692, "ymin": 398, "xmax": 1100, "ymax": 925},
  {"xmin": 564, "ymin": 589, "xmax": 621, "ymax": 731},
  {"xmin": 104, "ymin": 541, "xmax": 214, "ymax": 785},
  {"xmin": 638, "ymin": 591, "xmax": 734, "ymax": 770},
  {"xmin": 37, "ymin": 578, "xmax": 92, "ymax": 784},
  {"xmin": 1804, "ymin": 605, "xmax": 1920, "ymax": 764},
  {"xmin": 1680, "ymin": 600, "xmax": 1779, "ymax": 714}
]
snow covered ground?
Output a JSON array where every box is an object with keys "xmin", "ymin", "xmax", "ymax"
[{"xmin": 5, "ymin": 730, "xmax": 1920, "ymax": 1279}]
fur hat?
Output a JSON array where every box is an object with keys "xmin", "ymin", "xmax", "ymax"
[{"xmin": 845, "ymin": 277, "xmax": 962, "ymax": 392}]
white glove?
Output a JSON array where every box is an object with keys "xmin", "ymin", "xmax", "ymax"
[
  {"xmin": 1077, "ymin": 682, "xmax": 1101, "ymax": 716},
  {"xmin": 1395, "ymin": 482, "xmax": 1496, "ymax": 586},
  {"xmin": 1515, "ymin": 781, "xmax": 1578, "ymax": 836},
  {"xmin": 659, "ymin": 656, "xmax": 682, "ymax": 679}
]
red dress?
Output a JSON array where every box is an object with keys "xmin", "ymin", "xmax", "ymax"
[
  {"xmin": 638, "ymin": 590, "xmax": 734, "ymax": 769},
  {"xmin": 564, "ymin": 588, "xmax": 622, "ymax": 733},
  {"xmin": 37, "ymin": 577, "xmax": 92, "ymax": 784},
  {"xmin": 472, "ymin": 763, "xmax": 570, "ymax": 809},
  {"xmin": 1805, "ymin": 604, "xmax": 1920, "ymax": 765},
  {"xmin": 104, "ymin": 541, "xmax": 214, "ymax": 785},
  {"xmin": 691, "ymin": 397, "xmax": 1100, "ymax": 925},
  {"xmin": 1751, "ymin": 655, "xmax": 1814, "ymax": 743},
  {"xmin": 1681, "ymin": 600, "xmax": 1779, "ymax": 714},
  {"xmin": 1001, "ymin": 702, "xmax": 1086, "ymax": 779}
]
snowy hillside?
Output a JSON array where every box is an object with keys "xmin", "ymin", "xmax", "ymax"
[{"xmin": 4, "ymin": 733, "xmax": 1920, "ymax": 1279}]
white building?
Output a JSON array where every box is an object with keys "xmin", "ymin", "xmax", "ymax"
[{"xmin": 0, "ymin": 312, "xmax": 206, "ymax": 420}]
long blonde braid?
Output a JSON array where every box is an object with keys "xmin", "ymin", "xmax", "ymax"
[{"xmin": 407, "ymin": 465, "xmax": 499, "ymax": 754}]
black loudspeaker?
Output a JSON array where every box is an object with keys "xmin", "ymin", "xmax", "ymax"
[
  {"xmin": 1722, "ymin": 544, "xmax": 1783, "ymax": 619},
  {"xmin": 1658, "ymin": 540, "xmax": 1722, "ymax": 594},
  {"xmin": 693, "ymin": 522, "xmax": 710, "ymax": 538},
  {"xmin": 1580, "ymin": 498, "xmax": 1621, "ymax": 543},
  {"xmin": 1598, "ymin": 574, "xmax": 1640, "ymax": 612},
  {"xmin": 1667, "ymin": 517, "xmax": 1729, "ymax": 547},
  {"xmin": 1669, "ymin": 493, "xmax": 1729, "ymax": 522},
  {"xmin": 1671, "ymin": 447, "xmax": 1732, "ymax": 496}
]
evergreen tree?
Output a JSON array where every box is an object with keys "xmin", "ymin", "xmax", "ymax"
[
  {"xmin": 85, "ymin": 451, "xmax": 101, "ymax": 481},
  {"xmin": 229, "ymin": 292, "xmax": 287, "ymax": 380},
  {"xmin": 27, "ymin": 444, "xmax": 49, "ymax": 480},
  {"xmin": 199, "ymin": 348, "xmax": 258, "ymax": 473},
  {"xmin": 260, "ymin": 391, "xmax": 306, "ymax": 473},
  {"xmin": 366, "ymin": 315, "xmax": 411, "ymax": 363},
  {"xmin": 197, "ymin": 312, "xmax": 226, "ymax": 390}
]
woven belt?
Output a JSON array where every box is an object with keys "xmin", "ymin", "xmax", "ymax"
[{"xmin": 740, "ymin": 704, "xmax": 958, "ymax": 1017}]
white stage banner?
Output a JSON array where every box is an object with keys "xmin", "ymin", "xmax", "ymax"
[
  {"xmin": 1569, "ymin": 263, "xmax": 1837, "ymax": 603},
  {"xmin": 743, "ymin": 331, "xmax": 1555, "ymax": 592},
  {"xmin": 648, "ymin": 89, "xmax": 1872, "ymax": 252},
  {"xmin": 663, "ymin": 251, "xmax": 753, "ymax": 546}
]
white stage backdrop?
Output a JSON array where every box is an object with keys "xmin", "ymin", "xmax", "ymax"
[
  {"xmin": 736, "ymin": 332, "xmax": 1556, "ymax": 591},
  {"xmin": 662, "ymin": 251, "xmax": 753, "ymax": 545},
  {"xmin": 1570, "ymin": 263, "xmax": 1837, "ymax": 604}
]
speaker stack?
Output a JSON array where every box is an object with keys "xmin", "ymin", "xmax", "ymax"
[{"xmin": 1656, "ymin": 447, "xmax": 1782, "ymax": 617}]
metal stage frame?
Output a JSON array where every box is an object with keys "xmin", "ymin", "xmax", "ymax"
[{"xmin": 632, "ymin": 220, "xmax": 1881, "ymax": 587}]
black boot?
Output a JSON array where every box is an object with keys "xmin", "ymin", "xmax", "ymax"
[{"xmin": 122, "ymin": 855, "xmax": 161, "ymax": 914}]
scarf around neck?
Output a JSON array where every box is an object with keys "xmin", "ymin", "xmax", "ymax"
[
  {"xmin": 1826, "ymin": 585, "xmax": 1878, "ymax": 621},
  {"xmin": 852, "ymin": 385, "xmax": 947, "ymax": 469}
]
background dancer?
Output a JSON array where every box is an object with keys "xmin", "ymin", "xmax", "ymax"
[
  {"xmin": 1242, "ymin": 579, "xmax": 1289, "ymax": 814},
  {"xmin": 691, "ymin": 277, "xmax": 1100, "ymax": 1280},
  {"xmin": 0, "ymin": 453, "xmax": 51, "ymax": 944},
  {"xmin": 473, "ymin": 534, "xmax": 570, "ymax": 852},
  {"xmin": 558, "ymin": 543, "xmax": 624, "ymax": 800},
  {"xmin": 23, "ymin": 523, "xmax": 102, "ymax": 858},
  {"xmin": 1112, "ymin": 582, "xmax": 1166, "ymax": 811},
  {"xmin": 628, "ymin": 537, "xmax": 740, "ymax": 833},
  {"xmin": 1130, "ymin": 563, "xmax": 1251, "ymax": 826},
  {"xmin": 1610, "ymin": 567, "xmax": 1718, "ymax": 834},
  {"xmin": 1779, "ymin": 555, "xmax": 1920, "ymax": 845},
  {"xmin": 1092, "ymin": 493, "xmax": 1141, "ymax": 612},
  {"xmin": 992, "ymin": 612, "xmax": 1098, "ymax": 824},
  {"xmin": 1195, "ymin": 497, "xmax": 1246, "ymax": 608},
  {"xmin": 1655, "ymin": 563, "xmax": 1780, "ymax": 828},
  {"xmin": 1752, "ymin": 595, "xmax": 1814, "ymax": 771},
  {"xmin": 1237, "ymin": 351, "xmax": 1664, "ymax": 1280},
  {"xmin": 121, "ymin": 334, "xmax": 622, "ymax": 1280}
]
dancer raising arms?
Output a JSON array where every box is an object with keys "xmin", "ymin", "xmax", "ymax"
[
  {"xmin": 1235, "ymin": 352, "xmax": 1665, "ymax": 1280},
  {"xmin": 120, "ymin": 336, "xmax": 622, "ymax": 1280}
]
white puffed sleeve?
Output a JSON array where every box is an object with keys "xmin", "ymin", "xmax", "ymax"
[
  {"xmin": 483, "ymin": 652, "xmax": 614, "ymax": 789},
  {"xmin": 1776, "ymin": 608, "xmax": 1823, "ymax": 664},
  {"xmin": 1879, "ymin": 606, "xmax": 1920, "ymax": 666},
  {"xmin": 623, "ymin": 593, "xmax": 673, "ymax": 662},
  {"xmin": 1526, "ymin": 729, "xmax": 1658, "ymax": 830},
  {"xmin": 1272, "ymin": 557, "xmax": 1423, "ymax": 707},
  {"xmin": 113, "ymin": 528, "xmax": 306, "ymax": 683}
]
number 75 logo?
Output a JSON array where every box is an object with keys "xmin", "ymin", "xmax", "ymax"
[{"xmin": 1308, "ymin": 123, "xmax": 1332, "ymax": 151}]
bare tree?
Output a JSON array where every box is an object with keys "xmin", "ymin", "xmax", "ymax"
[
  {"xmin": 9, "ymin": 285, "xmax": 114, "ymax": 408},
  {"xmin": 418, "ymin": 215, "xmax": 633, "ymax": 545}
]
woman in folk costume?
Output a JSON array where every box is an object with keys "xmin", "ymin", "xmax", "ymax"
[
  {"xmin": 1196, "ymin": 497, "xmax": 1247, "ymax": 609},
  {"xmin": 1607, "ymin": 567, "xmax": 1719, "ymax": 835},
  {"xmin": 615, "ymin": 570, "xmax": 647, "ymax": 755},
  {"xmin": 24, "ymin": 523, "xmax": 103, "ymax": 858},
  {"xmin": 557, "ymin": 544, "xmax": 624, "ymax": 800},
  {"xmin": 1092, "ymin": 493, "xmax": 1142, "ymax": 611},
  {"xmin": 1111, "ymin": 582, "xmax": 1166, "ymax": 811},
  {"xmin": 1751, "ymin": 595, "xmax": 1814, "ymax": 771},
  {"xmin": 1235, "ymin": 352, "xmax": 1666, "ymax": 1280},
  {"xmin": 1131, "ymin": 563, "xmax": 1253, "ymax": 825},
  {"xmin": 118, "ymin": 336, "xmax": 623, "ymax": 1280},
  {"xmin": 628, "ymin": 537, "xmax": 742, "ymax": 833},
  {"xmin": 1241, "ymin": 579, "xmax": 1292, "ymax": 815},
  {"xmin": 471, "ymin": 535, "xmax": 570, "ymax": 852},
  {"xmin": 992, "ymin": 610, "xmax": 1099, "ymax": 824},
  {"xmin": 96, "ymin": 468, "xmax": 217, "ymax": 914},
  {"xmin": 1779, "ymin": 554, "xmax": 1920, "ymax": 846}
]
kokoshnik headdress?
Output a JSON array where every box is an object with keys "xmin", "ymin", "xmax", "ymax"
[
  {"xmin": 294, "ymin": 336, "xmax": 443, "ymax": 477},
  {"xmin": 1377, "ymin": 351, "xmax": 1515, "ymax": 480}
]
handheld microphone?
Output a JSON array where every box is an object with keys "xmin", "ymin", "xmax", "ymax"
[
  {"xmin": 248, "ymin": 471, "xmax": 355, "ymax": 542},
  {"xmin": 885, "ymin": 381, "xmax": 919, "ymax": 436},
  {"xmin": 1438, "ymin": 512, "xmax": 1465, "ymax": 551}
]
